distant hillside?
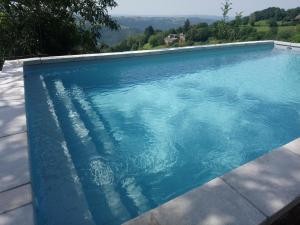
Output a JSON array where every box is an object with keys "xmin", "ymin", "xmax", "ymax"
[
  {"xmin": 108, "ymin": 6, "xmax": 300, "ymax": 53},
  {"xmin": 100, "ymin": 16, "xmax": 220, "ymax": 46},
  {"xmin": 115, "ymin": 16, "xmax": 220, "ymax": 30},
  {"xmin": 100, "ymin": 26, "xmax": 141, "ymax": 46}
]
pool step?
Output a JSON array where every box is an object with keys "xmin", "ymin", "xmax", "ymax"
[
  {"xmin": 70, "ymin": 86, "xmax": 116, "ymax": 156},
  {"xmin": 47, "ymin": 80, "xmax": 131, "ymax": 225},
  {"xmin": 69, "ymin": 85, "xmax": 151, "ymax": 216},
  {"xmin": 25, "ymin": 75, "xmax": 96, "ymax": 225}
]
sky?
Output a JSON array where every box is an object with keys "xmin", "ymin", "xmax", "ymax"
[{"xmin": 111, "ymin": 0, "xmax": 300, "ymax": 17}]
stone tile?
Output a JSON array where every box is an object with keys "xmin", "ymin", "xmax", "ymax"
[
  {"xmin": 123, "ymin": 178, "xmax": 266, "ymax": 225},
  {"xmin": 1, "ymin": 61, "xmax": 22, "ymax": 74},
  {"xmin": 0, "ymin": 184, "xmax": 32, "ymax": 214},
  {"xmin": 0, "ymin": 133, "xmax": 30, "ymax": 192},
  {"xmin": 0, "ymin": 85, "xmax": 24, "ymax": 101},
  {"xmin": 0, "ymin": 99, "xmax": 25, "ymax": 108},
  {"xmin": 222, "ymin": 149, "xmax": 300, "ymax": 218},
  {"xmin": 0, "ymin": 76, "xmax": 23, "ymax": 87},
  {"xmin": 0, "ymin": 204, "xmax": 34, "ymax": 225},
  {"xmin": 0, "ymin": 104, "xmax": 26, "ymax": 137}
]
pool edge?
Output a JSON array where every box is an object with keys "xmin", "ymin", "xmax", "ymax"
[
  {"xmin": 1, "ymin": 40, "xmax": 300, "ymax": 225},
  {"xmin": 21, "ymin": 40, "xmax": 275, "ymax": 66}
]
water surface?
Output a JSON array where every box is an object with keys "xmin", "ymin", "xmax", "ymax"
[{"xmin": 25, "ymin": 44, "xmax": 300, "ymax": 225}]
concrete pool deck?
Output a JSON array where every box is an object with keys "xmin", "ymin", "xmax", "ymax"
[
  {"xmin": 0, "ymin": 61, "xmax": 34, "ymax": 225},
  {"xmin": 0, "ymin": 40, "xmax": 300, "ymax": 225}
]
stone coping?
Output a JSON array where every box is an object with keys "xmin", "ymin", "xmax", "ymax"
[
  {"xmin": 1, "ymin": 41, "xmax": 300, "ymax": 225},
  {"xmin": 19, "ymin": 40, "xmax": 274, "ymax": 66},
  {"xmin": 3, "ymin": 41, "xmax": 300, "ymax": 69},
  {"xmin": 274, "ymin": 41, "xmax": 300, "ymax": 51}
]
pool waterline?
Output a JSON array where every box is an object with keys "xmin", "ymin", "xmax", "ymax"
[{"xmin": 4, "ymin": 41, "xmax": 299, "ymax": 225}]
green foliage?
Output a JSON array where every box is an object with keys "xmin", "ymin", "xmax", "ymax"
[
  {"xmin": 234, "ymin": 12, "xmax": 243, "ymax": 27},
  {"xmin": 215, "ymin": 21, "xmax": 230, "ymax": 40},
  {"xmin": 291, "ymin": 34, "xmax": 300, "ymax": 43},
  {"xmin": 0, "ymin": 0, "xmax": 119, "ymax": 61},
  {"xmin": 255, "ymin": 20, "xmax": 269, "ymax": 26},
  {"xmin": 186, "ymin": 27, "xmax": 210, "ymax": 42},
  {"xmin": 142, "ymin": 43, "xmax": 152, "ymax": 50},
  {"xmin": 250, "ymin": 7, "xmax": 300, "ymax": 23},
  {"xmin": 221, "ymin": 0, "xmax": 232, "ymax": 22},
  {"xmin": 148, "ymin": 33, "xmax": 165, "ymax": 47},
  {"xmin": 277, "ymin": 29, "xmax": 292, "ymax": 40},
  {"xmin": 215, "ymin": 0, "xmax": 233, "ymax": 40},
  {"xmin": 184, "ymin": 19, "xmax": 191, "ymax": 32},
  {"xmin": 144, "ymin": 26, "xmax": 155, "ymax": 40},
  {"xmin": 249, "ymin": 14, "xmax": 256, "ymax": 26},
  {"xmin": 268, "ymin": 18, "xmax": 278, "ymax": 27},
  {"xmin": 252, "ymin": 7, "xmax": 286, "ymax": 21},
  {"xmin": 112, "ymin": 4, "xmax": 300, "ymax": 53}
]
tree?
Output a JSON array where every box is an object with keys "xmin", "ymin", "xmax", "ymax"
[
  {"xmin": 221, "ymin": 0, "xmax": 232, "ymax": 22},
  {"xmin": 249, "ymin": 14, "xmax": 256, "ymax": 26},
  {"xmin": 232, "ymin": 12, "xmax": 243, "ymax": 40},
  {"xmin": 268, "ymin": 18, "xmax": 278, "ymax": 37},
  {"xmin": 252, "ymin": 7, "xmax": 286, "ymax": 21},
  {"xmin": 184, "ymin": 19, "xmax": 191, "ymax": 32},
  {"xmin": 234, "ymin": 12, "xmax": 243, "ymax": 26},
  {"xmin": 268, "ymin": 18, "xmax": 278, "ymax": 27},
  {"xmin": 216, "ymin": 0, "xmax": 233, "ymax": 40},
  {"xmin": 144, "ymin": 26, "xmax": 155, "ymax": 40},
  {"xmin": 148, "ymin": 33, "xmax": 165, "ymax": 47},
  {"xmin": 0, "ymin": 0, "xmax": 119, "ymax": 59},
  {"xmin": 277, "ymin": 29, "xmax": 292, "ymax": 40},
  {"xmin": 187, "ymin": 27, "xmax": 210, "ymax": 42}
]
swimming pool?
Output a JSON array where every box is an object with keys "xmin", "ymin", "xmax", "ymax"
[{"xmin": 24, "ymin": 43, "xmax": 300, "ymax": 225}]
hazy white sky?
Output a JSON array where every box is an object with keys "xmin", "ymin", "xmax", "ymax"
[{"xmin": 111, "ymin": 0, "xmax": 299, "ymax": 16}]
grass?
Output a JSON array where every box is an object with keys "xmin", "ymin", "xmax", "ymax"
[
  {"xmin": 254, "ymin": 20, "xmax": 269, "ymax": 26},
  {"xmin": 254, "ymin": 25, "xmax": 297, "ymax": 33}
]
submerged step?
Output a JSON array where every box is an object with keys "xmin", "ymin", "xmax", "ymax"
[
  {"xmin": 49, "ymin": 80, "xmax": 131, "ymax": 224},
  {"xmin": 70, "ymin": 86, "xmax": 116, "ymax": 155},
  {"xmin": 25, "ymin": 75, "xmax": 96, "ymax": 225},
  {"xmin": 70, "ymin": 85, "xmax": 151, "ymax": 217}
]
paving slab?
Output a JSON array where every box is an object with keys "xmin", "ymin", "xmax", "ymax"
[
  {"xmin": 222, "ymin": 148, "xmax": 300, "ymax": 218},
  {"xmin": 123, "ymin": 178, "xmax": 266, "ymax": 225},
  {"xmin": 1, "ymin": 61, "xmax": 23, "ymax": 74},
  {"xmin": 0, "ymin": 99, "xmax": 25, "ymax": 108},
  {"xmin": 0, "ymin": 72, "xmax": 24, "ymax": 106},
  {"xmin": 282, "ymin": 138, "xmax": 300, "ymax": 157},
  {"xmin": 0, "ymin": 204, "xmax": 34, "ymax": 225},
  {"xmin": 0, "ymin": 86, "xmax": 24, "ymax": 101},
  {"xmin": 0, "ymin": 133, "xmax": 30, "ymax": 192},
  {"xmin": 0, "ymin": 184, "xmax": 32, "ymax": 214},
  {"xmin": 0, "ymin": 76, "xmax": 24, "ymax": 87},
  {"xmin": 0, "ymin": 74, "xmax": 24, "ymax": 101},
  {"xmin": 0, "ymin": 104, "xmax": 26, "ymax": 137}
]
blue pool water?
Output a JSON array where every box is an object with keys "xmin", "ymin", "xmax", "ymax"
[{"xmin": 25, "ymin": 44, "xmax": 300, "ymax": 225}]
